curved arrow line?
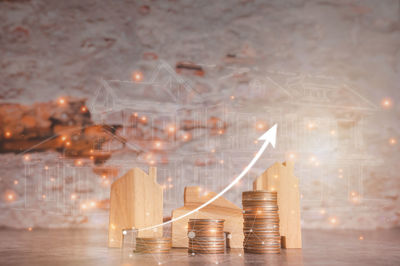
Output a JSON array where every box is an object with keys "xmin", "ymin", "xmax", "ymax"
[{"xmin": 137, "ymin": 124, "xmax": 278, "ymax": 232}]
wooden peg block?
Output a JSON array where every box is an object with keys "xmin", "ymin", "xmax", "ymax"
[
  {"xmin": 108, "ymin": 167, "xmax": 163, "ymax": 248},
  {"xmin": 253, "ymin": 161, "xmax": 302, "ymax": 248}
]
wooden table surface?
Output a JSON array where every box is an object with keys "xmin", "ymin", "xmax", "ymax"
[{"xmin": 0, "ymin": 228, "xmax": 399, "ymax": 266}]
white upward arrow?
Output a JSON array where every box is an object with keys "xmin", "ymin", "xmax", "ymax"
[{"xmin": 138, "ymin": 124, "xmax": 278, "ymax": 232}]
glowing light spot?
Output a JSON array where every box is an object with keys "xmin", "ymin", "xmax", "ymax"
[
  {"xmin": 44, "ymin": 166, "xmax": 49, "ymax": 170},
  {"xmin": 28, "ymin": 227, "xmax": 33, "ymax": 231},
  {"xmin": 270, "ymin": 187, "xmax": 275, "ymax": 191},
  {"xmin": 381, "ymin": 98, "xmax": 392, "ymax": 108},
  {"xmin": 167, "ymin": 177, "xmax": 172, "ymax": 182},
  {"xmin": 154, "ymin": 141, "xmax": 162, "ymax": 148},
  {"xmin": 308, "ymin": 122, "xmax": 315, "ymax": 129},
  {"xmin": 71, "ymin": 194, "xmax": 76, "ymax": 200},
  {"xmin": 211, "ymin": 149, "xmax": 216, "ymax": 153},
  {"xmin": 182, "ymin": 133, "xmax": 191, "ymax": 141},
  {"xmin": 132, "ymin": 71, "xmax": 143, "ymax": 82},
  {"xmin": 198, "ymin": 187, "xmax": 202, "ymax": 192},
  {"xmin": 122, "ymin": 230, "xmax": 127, "ymax": 235},
  {"xmin": 330, "ymin": 130, "xmax": 336, "ymax": 135},
  {"xmin": 58, "ymin": 98, "xmax": 66, "ymax": 105},
  {"xmin": 338, "ymin": 175, "xmax": 343, "ymax": 179},
  {"xmin": 389, "ymin": 138, "xmax": 397, "ymax": 145},
  {"xmin": 149, "ymin": 160, "xmax": 156, "ymax": 165},
  {"xmin": 75, "ymin": 160, "xmax": 83, "ymax": 166},
  {"xmin": 288, "ymin": 153, "xmax": 296, "ymax": 160},
  {"xmin": 310, "ymin": 156, "xmax": 316, "ymax": 162},
  {"xmin": 61, "ymin": 135, "xmax": 67, "ymax": 141},
  {"xmin": 7, "ymin": 194, "xmax": 14, "ymax": 201},
  {"xmin": 169, "ymin": 184, "xmax": 173, "ymax": 188},
  {"xmin": 4, "ymin": 131, "xmax": 11, "ymax": 138},
  {"xmin": 274, "ymin": 174, "xmax": 278, "ymax": 179},
  {"xmin": 254, "ymin": 140, "xmax": 258, "ymax": 144},
  {"xmin": 167, "ymin": 125, "xmax": 176, "ymax": 133},
  {"xmin": 111, "ymin": 224, "xmax": 116, "ymax": 230},
  {"xmin": 338, "ymin": 169, "xmax": 343, "ymax": 173},
  {"xmin": 141, "ymin": 116, "xmax": 147, "ymax": 122},
  {"xmin": 66, "ymin": 141, "xmax": 71, "ymax": 147},
  {"xmin": 24, "ymin": 154, "xmax": 30, "ymax": 161},
  {"xmin": 81, "ymin": 106, "xmax": 87, "ymax": 112},
  {"xmin": 256, "ymin": 122, "xmax": 266, "ymax": 131},
  {"xmin": 230, "ymin": 95, "xmax": 235, "ymax": 100},
  {"xmin": 42, "ymin": 194, "xmax": 46, "ymax": 199},
  {"xmin": 359, "ymin": 235, "xmax": 364, "ymax": 240},
  {"xmin": 218, "ymin": 129, "xmax": 224, "ymax": 135},
  {"xmin": 219, "ymin": 160, "xmax": 224, "ymax": 164},
  {"xmin": 90, "ymin": 201, "xmax": 96, "ymax": 207},
  {"xmin": 14, "ymin": 180, "xmax": 19, "ymax": 185},
  {"xmin": 81, "ymin": 204, "xmax": 87, "ymax": 210},
  {"xmin": 320, "ymin": 209, "xmax": 326, "ymax": 215},
  {"xmin": 329, "ymin": 217, "xmax": 337, "ymax": 224}
]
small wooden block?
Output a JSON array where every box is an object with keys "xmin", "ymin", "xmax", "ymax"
[
  {"xmin": 253, "ymin": 161, "xmax": 302, "ymax": 248},
  {"xmin": 171, "ymin": 186, "xmax": 244, "ymax": 248},
  {"xmin": 108, "ymin": 167, "xmax": 163, "ymax": 248}
]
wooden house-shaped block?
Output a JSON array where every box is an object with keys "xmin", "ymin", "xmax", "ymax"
[
  {"xmin": 108, "ymin": 167, "xmax": 163, "ymax": 248},
  {"xmin": 171, "ymin": 186, "xmax": 244, "ymax": 248},
  {"xmin": 253, "ymin": 161, "xmax": 302, "ymax": 248}
]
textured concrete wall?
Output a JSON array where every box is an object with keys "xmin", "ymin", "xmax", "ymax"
[{"xmin": 0, "ymin": 0, "xmax": 399, "ymax": 230}]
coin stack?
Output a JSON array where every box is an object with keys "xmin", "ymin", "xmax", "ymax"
[
  {"xmin": 242, "ymin": 191, "xmax": 281, "ymax": 254},
  {"xmin": 187, "ymin": 219, "xmax": 225, "ymax": 254},
  {"xmin": 135, "ymin": 237, "xmax": 172, "ymax": 253}
]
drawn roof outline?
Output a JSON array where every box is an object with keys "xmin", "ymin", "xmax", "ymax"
[{"xmin": 89, "ymin": 60, "xmax": 204, "ymax": 115}]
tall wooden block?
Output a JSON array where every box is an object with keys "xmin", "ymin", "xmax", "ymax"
[
  {"xmin": 108, "ymin": 167, "xmax": 163, "ymax": 248},
  {"xmin": 253, "ymin": 161, "xmax": 302, "ymax": 248},
  {"xmin": 171, "ymin": 186, "xmax": 244, "ymax": 248}
]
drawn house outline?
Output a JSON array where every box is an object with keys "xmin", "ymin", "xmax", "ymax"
[
  {"xmin": 88, "ymin": 60, "xmax": 204, "ymax": 118},
  {"xmin": 268, "ymin": 72, "xmax": 378, "ymax": 111}
]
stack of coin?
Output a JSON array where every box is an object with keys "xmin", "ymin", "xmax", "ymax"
[
  {"xmin": 187, "ymin": 219, "xmax": 225, "ymax": 254},
  {"xmin": 135, "ymin": 237, "xmax": 171, "ymax": 253},
  {"xmin": 242, "ymin": 191, "xmax": 281, "ymax": 254}
]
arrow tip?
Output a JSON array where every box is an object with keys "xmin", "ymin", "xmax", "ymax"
[{"xmin": 258, "ymin": 124, "xmax": 278, "ymax": 148}]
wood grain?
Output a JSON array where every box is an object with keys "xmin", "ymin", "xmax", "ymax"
[
  {"xmin": 108, "ymin": 167, "xmax": 163, "ymax": 248},
  {"xmin": 253, "ymin": 161, "xmax": 302, "ymax": 248},
  {"xmin": 171, "ymin": 186, "xmax": 244, "ymax": 248}
]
